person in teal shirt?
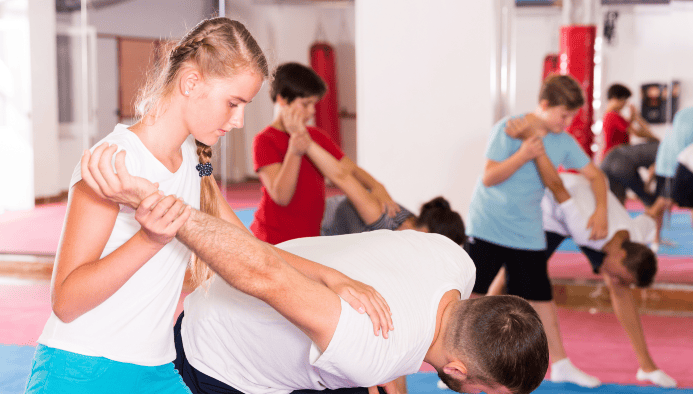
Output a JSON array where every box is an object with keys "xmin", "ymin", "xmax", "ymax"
[
  {"xmin": 465, "ymin": 74, "xmax": 609, "ymax": 388},
  {"xmin": 655, "ymin": 107, "xmax": 693, "ymax": 181}
]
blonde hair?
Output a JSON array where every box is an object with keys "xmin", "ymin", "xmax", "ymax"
[{"xmin": 136, "ymin": 17, "xmax": 268, "ymax": 288}]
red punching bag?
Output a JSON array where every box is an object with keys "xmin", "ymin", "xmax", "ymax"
[
  {"xmin": 559, "ymin": 25, "xmax": 597, "ymax": 158},
  {"xmin": 310, "ymin": 42, "xmax": 341, "ymax": 148},
  {"xmin": 542, "ymin": 54, "xmax": 559, "ymax": 80}
]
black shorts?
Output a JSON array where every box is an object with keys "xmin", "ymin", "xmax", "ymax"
[
  {"xmin": 173, "ymin": 313, "xmax": 384, "ymax": 394},
  {"xmin": 672, "ymin": 164, "xmax": 693, "ymax": 208},
  {"xmin": 465, "ymin": 237, "xmax": 552, "ymax": 301},
  {"xmin": 655, "ymin": 175, "xmax": 672, "ymax": 199},
  {"xmin": 545, "ymin": 232, "xmax": 604, "ymax": 274}
]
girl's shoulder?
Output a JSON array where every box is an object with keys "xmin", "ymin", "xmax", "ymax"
[
  {"xmin": 98, "ymin": 124, "xmax": 145, "ymax": 152},
  {"xmin": 91, "ymin": 124, "xmax": 152, "ymax": 174}
]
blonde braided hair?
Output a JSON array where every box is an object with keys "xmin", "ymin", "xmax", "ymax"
[{"xmin": 136, "ymin": 17, "xmax": 268, "ymax": 288}]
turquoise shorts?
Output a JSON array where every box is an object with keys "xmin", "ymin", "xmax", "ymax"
[{"xmin": 25, "ymin": 344, "xmax": 192, "ymax": 393}]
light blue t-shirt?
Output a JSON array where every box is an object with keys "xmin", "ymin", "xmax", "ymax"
[
  {"xmin": 467, "ymin": 116, "xmax": 590, "ymax": 250},
  {"xmin": 655, "ymin": 107, "xmax": 693, "ymax": 178}
]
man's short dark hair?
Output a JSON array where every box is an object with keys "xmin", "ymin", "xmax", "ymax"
[
  {"xmin": 445, "ymin": 295, "xmax": 549, "ymax": 394},
  {"xmin": 622, "ymin": 241, "xmax": 657, "ymax": 287},
  {"xmin": 270, "ymin": 62, "xmax": 327, "ymax": 103},
  {"xmin": 607, "ymin": 83, "xmax": 632, "ymax": 100}
]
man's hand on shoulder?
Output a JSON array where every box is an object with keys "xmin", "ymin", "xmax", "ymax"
[{"xmin": 327, "ymin": 275, "xmax": 393, "ymax": 338}]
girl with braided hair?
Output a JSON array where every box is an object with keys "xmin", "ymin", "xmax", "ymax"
[{"xmin": 25, "ymin": 17, "xmax": 268, "ymax": 393}]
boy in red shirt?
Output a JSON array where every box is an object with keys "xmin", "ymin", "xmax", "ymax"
[
  {"xmin": 600, "ymin": 83, "xmax": 660, "ymax": 206},
  {"xmin": 251, "ymin": 63, "xmax": 397, "ymax": 244}
]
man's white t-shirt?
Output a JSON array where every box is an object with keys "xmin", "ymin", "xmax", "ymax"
[
  {"xmin": 182, "ymin": 230, "xmax": 475, "ymax": 394},
  {"xmin": 542, "ymin": 173, "xmax": 656, "ymax": 250},
  {"xmin": 38, "ymin": 124, "xmax": 200, "ymax": 366}
]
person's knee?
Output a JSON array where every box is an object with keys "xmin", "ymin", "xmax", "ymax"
[{"xmin": 602, "ymin": 151, "xmax": 635, "ymax": 178}]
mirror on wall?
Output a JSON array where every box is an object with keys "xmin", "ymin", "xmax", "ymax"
[{"xmin": 508, "ymin": 1, "xmax": 692, "ymax": 143}]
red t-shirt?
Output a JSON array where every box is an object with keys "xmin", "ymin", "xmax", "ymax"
[
  {"xmin": 250, "ymin": 126, "xmax": 344, "ymax": 244},
  {"xmin": 602, "ymin": 111, "xmax": 630, "ymax": 156}
]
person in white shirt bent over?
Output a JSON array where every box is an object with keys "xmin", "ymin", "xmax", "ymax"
[
  {"xmin": 80, "ymin": 145, "xmax": 550, "ymax": 394},
  {"xmin": 489, "ymin": 170, "xmax": 676, "ymax": 388}
]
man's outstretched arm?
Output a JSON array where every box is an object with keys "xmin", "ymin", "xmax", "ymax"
[
  {"xmin": 161, "ymin": 196, "xmax": 342, "ymax": 352},
  {"xmin": 81, "ymin": 143, "xmax": 366, "ymax": 352}
]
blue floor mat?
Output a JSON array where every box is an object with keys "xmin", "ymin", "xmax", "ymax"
[
  {"xmin": 0, "ymin": 345, "xmax": 35, "ymax": 393},
  {"xmin": 557, "ymin": 211, "xmax": 692, "ymax": 256},
  {"xmin": 3, "ymin": 347, "xmax": 692, "ymax": 394},
  {"xmin": 235, "ymin": 208, "xmax": 255, "ymax": 230},
  {"xmin": 406, "ymin": 372, "xmax": 693, "ymax": 394}
]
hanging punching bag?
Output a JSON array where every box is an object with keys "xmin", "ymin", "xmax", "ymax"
[
  {"xmin": 559, "ymin": 25, "xmax": 597, "ymax": 158},
  {"xmin": 542, "ymin": 54, "xmax": 559, "ymax": 80},
  {"xmin": 310, "ymin": 42, "xmax": 341, "ymax": 148}
]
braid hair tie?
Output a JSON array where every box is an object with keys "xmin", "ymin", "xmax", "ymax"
[{"xmin": 196, "ymin": 162, "xmax": 213, "ymax": 177}]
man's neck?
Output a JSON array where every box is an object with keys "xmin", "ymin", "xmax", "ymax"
[
  {"xmin": 424, "ymin": 290, "xmax": 461, "ymax": 368},
  {"xmin": 601, "ymin": 230, "xmax": 628, "ymax": 266}
]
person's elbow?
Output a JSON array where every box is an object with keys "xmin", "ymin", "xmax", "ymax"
[
  {"xmin": 273, "ymin": 195, "xmax": 292, "ymax": 207},
  {"xmin": 267, "ymin": 188, "xmax": 293, "ymax": 206},
  {"xmin": 330, "ymin": 165, "xmax": 352, "ymax": 186},
  {"xmin": 51, "ymin": 294, "xmax": 79, "ymax": 323},
  {"xmin": 482, "ymin": 173, "xmax": 497, "ymax": 187}
]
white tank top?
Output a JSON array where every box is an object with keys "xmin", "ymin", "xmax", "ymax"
[{"xmin": 39, "ymin": 124, "xmax": 201, "ymax": 366}]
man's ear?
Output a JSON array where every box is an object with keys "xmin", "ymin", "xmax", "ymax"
[
  {"xmin": 616, "ymin": 246, "xmax": 627, "ymax": 263},
  {"xmin": 443, "ymin": 360, "xmax": 469, "ymax": 381}
]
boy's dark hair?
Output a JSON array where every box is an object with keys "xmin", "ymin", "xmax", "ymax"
[
  {"xmin": 621, "ymin": 241, "xmax": 657, "ymax": 287},
  {"xmin": 416, "ymin": 197, "xmax": 466, "ymax": 245},
  {"xmin": 607, "ymin": 83, "xmax": 632, "ymax": 100},
  {"xmin": 539, "ymin": 74, "xmax": 585, "ymax": 110},
  {"xmin": 270, "ymin": 62, "xmax": 327, "ymax": 103},
  {"xmin": 445, "ymin": 295, "xmax": 549, "ymax": 394}
]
